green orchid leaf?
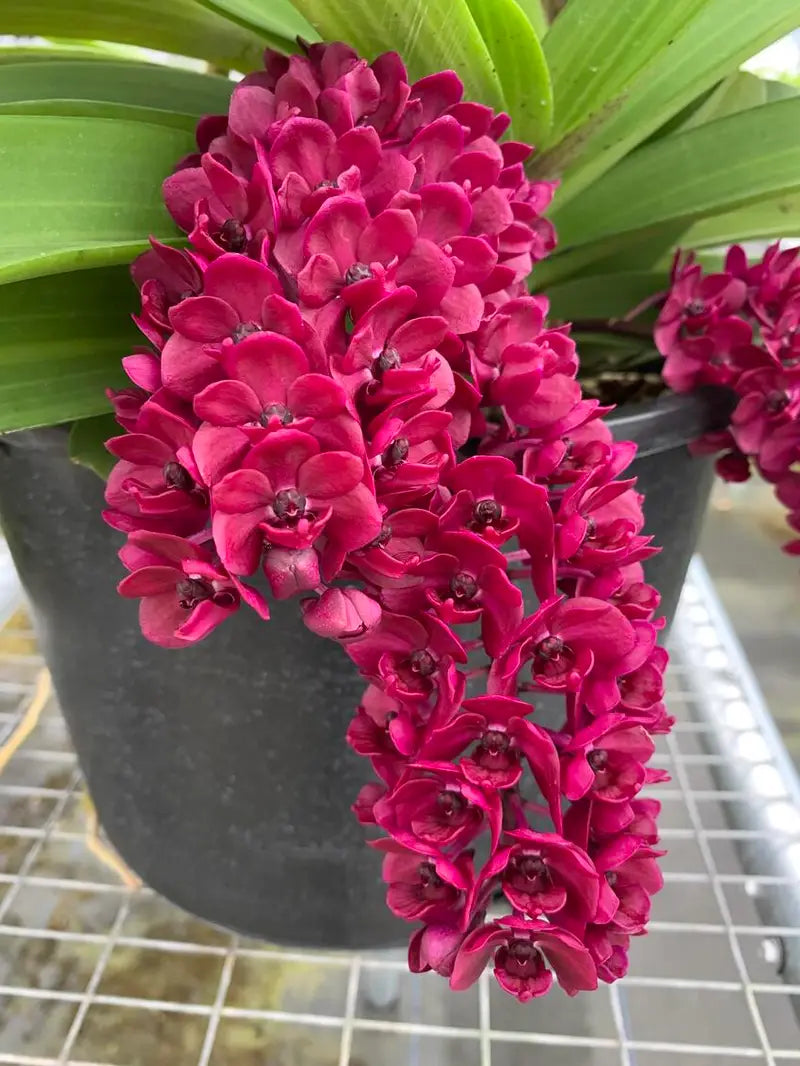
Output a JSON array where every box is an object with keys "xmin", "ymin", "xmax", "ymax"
[
  {"xmin": 544, "ymin": 271, "xmax": 668, "ymax": 324},
  {"xmin": 764, "ymin": 78, "xmax": 799, "ymax": 103},
  {"xmin": 679, "ymin": 192, "xmax": 800, "ymax": 250},
  {"xmin": 287, "ymin": 0, "xmax": 506, "ymax": 110},
  {"xmin": 513, "ymin": 0, "xmax": 549, "ymax": 39},
  {"xmin": 0, "ymin": 46, "xmax": 141, "ymax": 64},
  {"xmin": 535, "ymin": 221, "xmax": 687, "ymax": 287},
  {"xmin": 0, "ymin": 100, "xmax": 199, "ymax": 128},
  {"xmin": 680, "ymin": 70, "xmax": 767, "ymax": 129},
  {"xmin": 0, "ymin": 60, "xmax": 233, "ymax": 116},
  {"xmin": 534, "ymin": 0, "xmax": 800, "ymax": 203},
  {"xmin": 69, "ymin": 414, "xmax": 119, "ymax": 479},
  {"xmin": 196, "ymin": 0, "xmax": 318, "ymax": 44},
  {"xmin": 2, "ymin": 0, "xmax": 274, "ymax": 70},
  {"xmin": 550, "ymin": 97, "xmax": 800, "ymax": 250},
  {"xmin": 542, "ymin": 0, "xmax": 709, "ymax": 143},
  {"xmin": 464, "ymin": 0, "xmax": 552, "ymax": 144},
  {"xmin": 0, "ymin": 114, "xmax": 192, "ymax": 285},
  {"xmin": 0, "ymin": 267, "xmax": 137, "ymax": 432}
]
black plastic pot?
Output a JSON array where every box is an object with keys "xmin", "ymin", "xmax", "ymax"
[{"xmin": 0, "ymin": 388, "xmax": 729, "ymax": 948}]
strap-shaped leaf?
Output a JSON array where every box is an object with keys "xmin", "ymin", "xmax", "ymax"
[
  {"xmin": 287, "ymin": 0, "xmax": 506, "ymax": 110},
  {"xmin": 196, "ymin": 0, "xmax": 318, "ymax": 44},
  {"xmin": 544, "ymin": 271, "xmax": 667, "ymax": 323},
  {"xmin": 680, "ymin": 193, "xmax": 800, "ymax": 250},
  {"xmin": 0, "ymin": 267, "xmax": 136, "ymax": 432},
  {"xmin": 2, "ymin": 0, "xmax": 273, "ymax": 69},
  {"xmin": 680, "ymin": 71, "xmax": 767, "ymax": 130},
  {"xmin": 69, "ymin": 414, "xmax": 120, "ymax": 479},
  {"xmin": 0, "ymin": 100, "xmax": 199, "ymax": 128},
  {"xmin": 550, "ymin": 98, "xmax": 800, "ymax": 249},
  {"xmin": 542, "ymin": 0, "xmax": 709, "ymax": 143},
  {"xmin": 513, "ymin": 0, "xmax": 549, "ymax": 40},
  {"xmin": 0, "ymin": 46, "xmax": 140, "ymax": 64},
  {"xmin": 0, "ymin": 114, "xmax": 191, "ymax": 285},
  {"xmin": 534, "ymin": 0, "xmax": 800, "ymax": 203},
  {"xmin": 0, "ymin": 60, "xmax": 233, "ymax": 116},
  {"xmin": 464, "ymin": 0, "xmax": 552, "ymax": 144}
]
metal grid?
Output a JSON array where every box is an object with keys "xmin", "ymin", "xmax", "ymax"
[{"xmin": 0, "ymin": 561, "xmax": 799, "ymax": 1066}]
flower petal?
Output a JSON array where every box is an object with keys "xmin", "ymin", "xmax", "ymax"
[
  {"xmin": 297, "ymin": 451, "xmax": 364, "ymax": 498},
  {"xmin": 204, "ymin": 254, "xmax": 281, "ymax": 323},
  {"xmin": 194, "ymin": 380, "xmax": 262, "ymax": 425}
]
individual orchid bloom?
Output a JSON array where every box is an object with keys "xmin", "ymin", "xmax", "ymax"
[
  {"xmin": 161, "ymin": 253, "xmax": 283, "ymax": 399},
  {"xmin": 334, "ymin": 287, "xmax": 454, "ymax": 408},
  {"xmin": 588, "ymin": 795, "xmax": 662, "ymax": 845},
  {"xmin": 490, "ymin": 596, "xmax": 651, "ymax": 716},
  {"xmin": 592, "ymin": 833, "xmax": 664, "ymax": 934},
  {"xmin": 654, "ymin": 254, "xmax": 747, "ymax": 359},
  {"xmin": 560, "ymin": 714, "xmax": 655, "ymax": 806},
  {"xmin": 377, "ymin": 840, "xmax": 475, "ymax": 925},
  {"xmin": 659, "ymin": 314, "xmax": 753, "ymax": 393},
  {"xmin": 347, "ymin": 508, "xmax": 439, "ymax": 586},
  {"xmin": 368, "ymin": 406, "xmax": 455, "ymax": 507},
  {"xmin": 348, "ymin": 662, "xmax": 466, "ymax": 765},
  {"xmin": 262, "ymin": 546, "xmax": 322, "ymax": 600},
  {"xmin": 117, "ymin": 530, "xmax": 268, "ymax": 647},
  {"xmin": 585, "ymin": 925, "xmax": 631, "ymax": 984},
  {"xmin": 352, "ymin": 780, "xmax": 389, "ymax": 825},
  {"xmin": 211, "ymin": 428, "xmax": 381, "ymax": 572},
  {"xmin": 482, "ymin": 829, "xmax": 600, "ymax": 923},
  {"xmin": 491, "ymin": 328, "xmax": 582, "ymax": 434},
  {"xmin": 523, "ymin": 416, "xmax": 622, "ymax": 482},
  {"xmin": 408, "ymin": 921, "xmax": 469, "ymax": 979},
  {"xmin": 420, "ymin": 694, "xmax": 562, "ymax": 827},
  {"xmin": 104, "ymin": 397, "xmax": 208, "ymax": 537},
  {"xmin": 268, "ymin": 117, "xmax": 409, "ymax": 232},
  {"xmin": 373, "ymin": 765, "xmax": 501, "ymax": 855},
  {"xmin": 301, "ymin": 587, "xmax": 382, "ymax": 640},
  {"xmin": 347, "ymin": 684, "xmax": 411, "ymax": 763},
  {"xmin": 576, "ymin": 564, "xmax": 661, "ymax": 623},
  {"xmin": 555, "ymin": 467, "xmax": 655, "ymax": 574},
  {"xmin": 296, "ymin": 194, "xmax": 418, "ymax": 308},
  {"xmin": 471, "ymin": 295, "xmax": 548, "ymax": 385},
  {"xmin": 130, "ymin": 240, "xmax": 204, "ymax": 342},
  {"xmin": 439, "ymin": 455, "xmax": 556, "ymax": 597},
  {"xmin": 381, "ymin": 530, "xmax": 522, "ymax": 656},
  {"xmin": 726, "ymin": 242, "xmax": 800, "ymax": 328},
  {"xmin": 192, "ymin": 330, "xmax": 353, "ymax": 444},
  {"xmin": 107, "ymin": 385, "xmax": 149, "ymax": 433},
  {"xmin": 164, "ymin": 149, "xmax": 277, "ymax": 260},
  {"xmin": 618, "ymin": 645, "xmax": 668, "ymax": 714},
  {"xmin": 347, "ymin": 610, "xmax": 467, "ymax": 705},
  {"xmin": 450, "ymin": 916, "xmax": 598, "ymax": 1000},
  {"xmin": 730, "ymin": 364, "xmax": 800, "ymax": 455}
]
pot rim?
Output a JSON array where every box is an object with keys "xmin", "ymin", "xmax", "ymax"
[{"xmin": 605, "ymin": 386, "xmax": 734, "ymax": 458}]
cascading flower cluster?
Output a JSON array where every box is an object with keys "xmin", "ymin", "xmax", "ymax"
[
  {"xmin": 655, "ymin": 244, "xmax": 800, "ymax": 555},
  {"xmin": 104, "ymin": 41, "xmax": 670, "ymax": 1002}
]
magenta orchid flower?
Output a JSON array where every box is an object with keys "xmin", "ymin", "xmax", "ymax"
[
  {"xmin": 450, "ymin": 916, "xmax": 598, "ymax": 999},
  {"xmin": 212, "ymin": 428, "xmax": 381, "ymax": 572},
  {"xmin": 560, "ymin": 715, "xmax": 655, "ymax": 805},
  {"xmin": 118, "ymin": 530, "xmax": 267, "ymax": 647},
  {"xmin": 106, "ymin": 40, "xmax": 672, "ymax": 1005}
]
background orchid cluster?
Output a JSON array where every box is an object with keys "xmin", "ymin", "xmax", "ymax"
[
  {"xmin": 654, "ymin": 244, "xmax": 800, "ymax": 558},
  {"xmin": 102, "ymin": 42, "xmax": 669, "ymax": 1003}
]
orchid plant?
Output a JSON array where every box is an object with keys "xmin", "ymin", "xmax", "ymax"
[
  {"xmin": 107, "ymin": 45, "xmax": 668, "ymax": 999},
  {"xmin": 0, "ymin": 0, "xmax": 799, "ymax": 1004}
]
